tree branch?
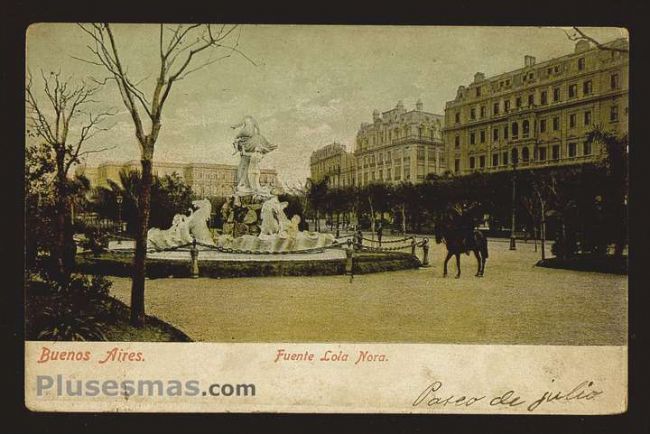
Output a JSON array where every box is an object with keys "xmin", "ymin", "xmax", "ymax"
[{"xmin": 564, "ymin": 27, "xmax": 629, "ymax": 53}]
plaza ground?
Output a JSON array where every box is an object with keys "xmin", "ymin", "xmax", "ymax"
[{"xmin": 108, "ymin": 238, "xmax": 627, "ymax": 345}]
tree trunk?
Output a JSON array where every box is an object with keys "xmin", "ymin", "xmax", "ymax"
[
  {"xmin": 130, "ymin": 157, "xmax": 153, "ymax": 327},
  {"xmin": 54, "ymin": 155, "xmax": 73, "ymax": 285},
  {"xmin": 401, "ymin": 205, "xmax": 406, "ymax": 234},
  {"xmin": 369, "ymin": 200, "xmax": 375, "ymax": 240}
]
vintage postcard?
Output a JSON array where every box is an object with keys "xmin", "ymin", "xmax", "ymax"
[{"xmin": 24, "ymin": 24, "xmax": 628, "ymax": 414}]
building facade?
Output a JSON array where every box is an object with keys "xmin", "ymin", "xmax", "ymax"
[
  {"xmin": 76, "ymin": 160, "xmax": 279, "ymax": 198},
  {"xmin": 308, "ymin": 142, "xmax": 356, "ymax": 188},
  {"xmin": 355, "ymin": 100, "xmax": 446, "ymax": 186},
  {"xmin": 309, "ymin": 101, "xmax": 447, "ymax": 188},
  {"xmin": 444, "ymin": 38, "xmax": 629, "ymax": 174}
]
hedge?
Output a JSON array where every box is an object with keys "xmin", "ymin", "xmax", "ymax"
[
  {"xmin": 536, "ymin": 255, "xmax": 627, "ymax": 275},
  {"xmin": 75, "ymin": 251, "xmax": 421, "ymax": 278}
]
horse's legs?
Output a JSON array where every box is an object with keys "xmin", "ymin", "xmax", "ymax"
[
  {"xmin": 474, "ymin": 250, "xmax": 481, "ymax": 277},
  {"xmin": 455, "ymin": 253, "xmax": 461, "ymax": 278},
  {"xmin": 443, "ymin": 252, "xmax": 452, "ymax": 277}
]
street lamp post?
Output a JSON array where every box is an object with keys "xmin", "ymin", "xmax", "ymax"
[
  {"xmin": 509, "ymin": 154, "xmax": 518, "ymax": 251},
  {"xmin": 116, "ymin": 193, "xmax": 123, "ymax": 234}
]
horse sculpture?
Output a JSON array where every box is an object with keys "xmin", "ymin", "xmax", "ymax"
[{"xmin": 434, "ymin": 220, "xmax": 489, "ymax": 278}]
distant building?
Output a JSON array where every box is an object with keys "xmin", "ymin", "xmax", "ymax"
[
  {"xmin": 75, "ymin": 160, "xmax": 279, "ymax": 198},
  {"xmin": 444, "ymin": 38, "xmax": 629, "ymax": 174},
  {"xmin": 308, "ymin": 142, "xmax": 356, "ymax": 188},
  {"xmin": 355, "ymin": 100, "xmax": 446, "ymax": 186}
]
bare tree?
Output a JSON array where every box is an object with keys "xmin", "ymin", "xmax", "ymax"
[
  {"xmin": 26, "ymin": 71, "xmax": 114, "ymax": 284},
  {"xmin": 77, "ymin": 23, "xmax": 254, "ymax": 326},
  {"xmin": 563, "ymin": 27, "xmax": 629, "ymax": 53}
]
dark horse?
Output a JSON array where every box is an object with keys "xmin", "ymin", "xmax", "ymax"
[{"xmin": 434, "ymin": 221, "xmax": 489, "ymax": 278}]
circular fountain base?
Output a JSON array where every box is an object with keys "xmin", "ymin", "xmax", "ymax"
[{"xmin": 77, "ymin": 249, "xmax": 420, "ymax": 279}]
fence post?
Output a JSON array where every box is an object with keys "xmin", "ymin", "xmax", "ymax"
[
  {"xmin": 190, "ymin": 238, "xmax": 199, "ymax": 279},
  {"xmin": 345, "ymin": 239, "xmax": 354, "ymax": 282},
  {"xmin": 421, "ymin": 238, "xmax": 431, "ymax": 267},
  {"xmin": 411, "ymin": 237, "xmax": 417, "ymax": 256}
]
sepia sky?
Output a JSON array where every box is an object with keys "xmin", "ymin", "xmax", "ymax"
[{"xmin": 26, "ymin": 24, "xmax": 627, "ymax": 186}]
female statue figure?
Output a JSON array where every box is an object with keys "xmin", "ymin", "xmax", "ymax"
[{"xmin": 231, "ymin": 116, "xmax": 277, "ymax": 194}]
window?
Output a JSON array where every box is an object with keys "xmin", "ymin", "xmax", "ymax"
[
  {"xmin": 511, "ymin": 122, "xmax": 519, "ymax": 137},
  {"xmin": 493, "ymin": 128, "xmax": 499, "ymax": 141},
  {"xmin": 493, "ymin": 102, "xmax": 500, "ymax": 115},
  {"xmin": 387, "ymin": 168, "xmax": 392, "ymax": 180},
  {"xmin": 578, "ymin": 57, "xmax": 585, "ymax": 70},
  {"xmin": 504, "ymin": 100, "xmax": 511, "ymax": 112},
  {"xmin": 584, "ymin": 111, "xmax": 592, "ymax": 126},
  {"xmin": 503, "ymin": 151, "xmax": 509, "ymax": 166},
  {"xmin": 569, "ymin": 113, "xmax": 576, "ymax": 128},
  {"xmin": 492, "ymin": 153, "xmax": 499, "ymax": 167},
  {"xmin": 541, "ymin": 91, "xmax": 548, "ymax": 105},
  {"xmin": 480, "ymin": 106, "xmax": 486, "ymax": 118},
  {"xmin": 470, "ymin": 132, "xmax": 476, "ymax": 145},
  {"xmin": 539, "ymin": 147, "xmax": 547, "ymax": 161},
  {"xmin": 583, "ymin": 80, "xmax": 592, "ymax": 95},
  {"xmin": 470, "ymin": 108, "xmax": 476, "ymax": 120},
  {"xmin": 540, "ymin": 119, "xmax": 547, "ymax": 133},
  {"xmin": 528, "ymin": 94, "xmax": 534, "ymax": 106},
  {"xmin": 516, "ymin": 96, "xmax": 522, "ymax": 108},
  {"xmin": 511, "ymin": 148, "xmax": 519, "ymax": 164},
  {"xmin": 569, "ymin": 84, "xmax": 577, "ymax": 98},
  {"xmin": 553, "ymin": 117, "xmax": 560, "ymax": 131},
  {"xmin": 455, "ymin": 112, "xmax": 460, "ymax": 123},
  {"xmin": 568, "ymin": 142, "xmax": 577, "ymax": 158},
  {"xmin": 552, "ymin": 145, "xmax": 560, "ymax": 160},
  {"xmin": 479, "ymin": 156, "xmax": 485, "ymax": 168},
  {"xmin": 522, "ymin": 147, "xmax": 530, "ymax": 162},
  {"xmin": 522, "ymin": 120, "xmax": 530, "ymax": 137},
  {"xmin": 504, "ymin": 125, "xmax": 509, "ymax": 139},
  {"xmin": 480, "ymin": 130, "xmax": 486, "ymax": 143},
  {"xmin": 454, "ymin": 135, "xmax": 460, "ymax": 148},
  {"xmin": 476, "ymin": 87, "xmax": 481, "ymax": 97},
  {"xmin": 454, "ymin": 159, "xmax": 460, "ymax": 173},
  {"xmin": 611, "ymin": 73, "xmax": 619, "ymax": 90},
  {"xmin": 469, "ymin": 157, "xmax": 475, "ymax": 169},
  {"xmin": 583, "ymin": 141, "xmax": 592, "ymax": 156},
  {"xmin": 610, "ymin": 105, "xmax": 619, "ymax": 122},
  {"xmin": 553, "ymin": 87, "xmax": 560, "ymax": 102}
]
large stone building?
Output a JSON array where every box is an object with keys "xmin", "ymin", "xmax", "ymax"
[
  {"xmin": 309, "ymin": 100, "xmax": 446, "ymax": 188},
  {"xmin": 76, "ymin": 160, "xmax": 279, "ymax": 198},
  {"xmin": 308, "ymin": 142, "xmax": 356, "ymax": 188},
  {"xmin": 443, "ymin": 38, "xmax": 629, "ymax": 174},
  {"xmin": 355, "ymin": 100, "xmax": 446, "ymax": 186}
]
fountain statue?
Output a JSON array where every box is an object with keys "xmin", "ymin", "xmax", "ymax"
[
  {"xmin": 231, "ymin": 115, "xmax": 277, "ymax": 197},
  {"xmin": 147, "ymin": 199, "xmax": 215, "ymax": 250},
  {"xmin": 145, "ymin": 118, "xmax": 335, "ymax": 254}
]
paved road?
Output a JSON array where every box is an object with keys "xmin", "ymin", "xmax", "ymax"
[{"xmin": 109, "ymin": 240, "xmax": 627, "ymax": 345}]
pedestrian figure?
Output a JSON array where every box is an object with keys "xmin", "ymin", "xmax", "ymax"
[{"xmin": 354, "ymin": 227, "xmax": 363, "ymax": 250}]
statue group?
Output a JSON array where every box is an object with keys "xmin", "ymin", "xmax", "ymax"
[{"xmin": 146, "ymin": 116, "xmax": 335, "ymax": 253}]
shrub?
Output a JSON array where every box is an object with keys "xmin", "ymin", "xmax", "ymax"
[
  {"xmin": 37, "ymin": 307, "xmax": 107, "ymax": 341},
  {"xmin": 80, "ymin": 226, "xmax": 111, "ymax": 257},
  {"xmin": 29, "ymin": 275, "xmax": 115, "ymax": 341}
]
